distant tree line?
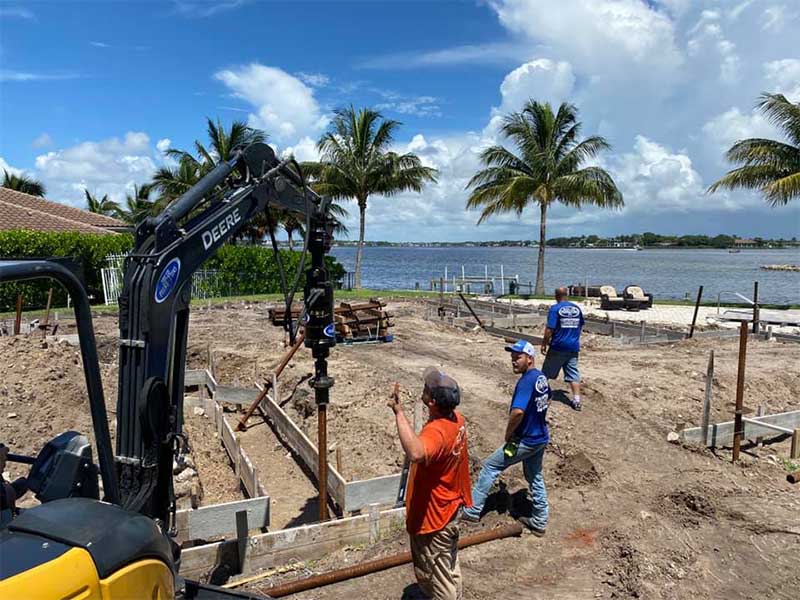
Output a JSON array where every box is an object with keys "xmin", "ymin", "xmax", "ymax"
[{"xmin": 546, "ymin": 233, "xmax": 796, "ymax": 248}]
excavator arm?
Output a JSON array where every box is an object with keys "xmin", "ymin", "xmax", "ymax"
[{"xmin": 115, "ymin": 143, "xmax": 336, "ymax": 529}]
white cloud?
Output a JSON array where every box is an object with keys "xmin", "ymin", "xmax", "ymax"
[
  {"xmin": 280, "ymin": 136, "xmax": 319, "ymax": 163},
  {"xmin": 90, "ymin": 41, "xmax": 110, "ymax": 48},
  {"xmin": 296, "ymin": 72, "xmax": 330, "ymax": 87},
  {"xmin": 171, "ymin": 0, "xmax": 248, "ymax": 18},
  {"xmin": 0, "ymin": 6, "xmax": 34, "ymax": 19},
  {"xmin": 607, "ymin": 135, "xmax": 740, "ymax": 213},
  {"xmin": 31, "ymin": 133, "xmax": 53, "ymax": 149},
  {"xmin": 214, "ymin": 63, "xmax": 328, "ymax": 144},
  {"xmin": 34, "ymin": 132, "xmax": 158, "ymax": 206},
  {"xmin": 375, "ymin": 95, "xmax": 441, "ymax": 117},
  {"xmin": 0, "ymin": 71, "xmax": 80, "ymax": 82},
  {"xmin": 761, "ymin": 5, "xmax": 786, "ymax": 31},
  {"xmin": 702, "ymin": 108, "xmax": 775, "ymax": 154},
  {"xmin": 0, "ymin": 157, "xmax": 25, "ymax": 177},
  {"xmin": 764, "ymin": 58, "xmax": 800, "ymax": 101},
  {"xmin": 497, "ymin": 59, "xmax": 575, "ymax": 114},
  {"xmin": 491, "ymin": 0, "xmax": 683, "ymax": 85},
  {"xmin": 357, "ymin": 43, "xmax": 525, "ymax": 69},
  {"xmin": 687, "ymin": 11, "xmax": 741, "ymax": 84},
  {"xmin": 156, "ymin": 138, "xmax": 172, "ymax": 154}
]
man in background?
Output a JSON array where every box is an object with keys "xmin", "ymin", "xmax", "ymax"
[
  {"xmin": 541, "ymin": 287, "xmax": 585, "ymax": 411},
  {"xmin": 388, "ymin": 368, "xmax": 472, "ymax": 600},
  {"xmin": 461, "ymin": 340, "xmax": 550, "ymax": 536}
]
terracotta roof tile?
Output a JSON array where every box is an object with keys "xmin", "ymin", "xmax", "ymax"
[
  {"xmin": 0, "ymin": 199, "xmax": 115, "ymax": 234},
  {"xmin": 0, "ymin": 187, "xmax": 125, "ymax": 229}
]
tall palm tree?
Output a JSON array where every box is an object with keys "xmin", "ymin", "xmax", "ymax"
[
  {"xmin": 152, "ymin": 155, "xmax": 202, "ymax": 206},
  {"xmin": 708, "ymin": 93, "xmax": 800, "ymax": 206},
  {"xmin": 84, "ymin": 190, "xmax": 120, "ymax": 217},
  {"xmin": 3, "ymin": 170, "xmax": 46, "ymax": 196},
  {"xmin": 119, "ymin": 184, "xmax": 156, "ymax": 224},
  {"xmin": 466, "ymin": 101, "xmax": 623, "ymax": 295},
  {"xmin": 307, "ymin": 106, "xmax": 437, "ymax": 288}
]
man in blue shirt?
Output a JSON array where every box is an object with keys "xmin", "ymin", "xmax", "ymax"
[
  {"xmin": 461, "ymin": 340, "xmax": 550, "ymax": 535},
  {"xmin": 541, "ymin": 287, "xmax": 584, "ymax": 411}
]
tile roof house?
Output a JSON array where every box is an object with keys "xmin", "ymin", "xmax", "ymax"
[{"xmin": 0, "ymin": 187, "xmax": 127, "ymax": 234}]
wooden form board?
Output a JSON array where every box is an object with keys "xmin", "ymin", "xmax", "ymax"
[
  {"xmin": 179, "ymin": 506, "xmax": 406, "ymax": 579},
  {"xmin": 186, "ymin": 369, "xmax": 403, "ymax": 513},
  {"xmin": 174, "ymin": 497, "xmax": 270, "ymax": 543},
  {"xmin": 211, "ymin": 402, "xmax": 267, "ymax": 498},
  {"xmin": 680, "ymin": 410, "xmax": 800, "ymax": 447}
]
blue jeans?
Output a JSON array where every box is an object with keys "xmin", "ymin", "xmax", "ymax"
[{"xmin": 462, "ymin": 441, "xmax": 548, "ymax": 529}]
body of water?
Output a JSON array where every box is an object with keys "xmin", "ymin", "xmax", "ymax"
[{"xmin": 330, "ymin": 246, "xmax": 800, "ymax": 305}]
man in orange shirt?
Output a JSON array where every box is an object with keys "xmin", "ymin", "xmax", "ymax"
[{"xmin": 388, "ymin": 367, "xmax": 472, "ymax": 600}]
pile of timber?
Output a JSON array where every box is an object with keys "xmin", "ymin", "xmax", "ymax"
[{"xmin": 268, "ymin": 299, "xmax": 393, "ymax": 342}]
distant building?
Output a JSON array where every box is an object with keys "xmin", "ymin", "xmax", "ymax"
[
  {"xmin": 733, "ymin": 238, "xmax": 757, "ymax": 248},
  {"xmin": 0, "ymin": 187, "xmax": 126, "ymax": 234}
]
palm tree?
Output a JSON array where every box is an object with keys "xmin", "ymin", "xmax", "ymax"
[
  {"xmin": 153, "ymin": 118, "xmax": 265, "ymax": 209},
  {"xmin": 119, "ymin": 184, "xmax": 156, "ymax": 224},
  {"xmin": 466, "ymin": 101, "xmax": 623, "ymax": 295},
  {"xmin": 3, "ymin": 170, "xmax": 46, "ymax": 196},
  {"xmin": 307, "ymin": 106, "xmax": 437, "ymax": 288},
  {"xmin": 708, "ymin": 93, "xmax": 800, "ymax": 206},
  {"xmin": 84, "ymin": 190, "xmax": 120, "ymax": 217}
]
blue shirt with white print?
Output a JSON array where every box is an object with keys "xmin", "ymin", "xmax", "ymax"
[
  {"xmin": 547, "ymin": 301, "xmax": 584, "ymax": 353},
  {"xmin": 511, "ymin": 368, "xmax": 550, "ymax": 446}
]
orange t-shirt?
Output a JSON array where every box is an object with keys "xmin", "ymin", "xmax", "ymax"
[{"xmin": 406, "ymin": 411, "xmax": 472, "ymax": 535}]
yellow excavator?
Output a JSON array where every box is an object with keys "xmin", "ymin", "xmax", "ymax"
[{"xmin": 0, "ymin": 143, "xmax": 337, "ymax": 599}]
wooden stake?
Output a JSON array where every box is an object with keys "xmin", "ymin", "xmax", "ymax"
[
  {"xmin": 335, "ymin": 446, "xmax": 342, "ymax": 477},
  {"xmin": 41, "ymin": 287, "xmax": 54, "ymax": 339},
  {"xmin": 14, "ymin": 294, "xmax": 23, "ymax": 335},
  {"xmin": 752, "ymin": 281, "xmax": 759, "ymax": 334},
  {"xmin": 688, "ymin": 285, "xmax": 703, "ymax": 338},
  {"xmin": 791, "ymin": 429, "xmax": 799, "ymax": 460},
  {"xmin": 701, "ymin": 350, "xmax": 714, "ymax": 446},
  {"xmin": 732, "ymin": 322, "xmax": 748, "ymax": 463}
]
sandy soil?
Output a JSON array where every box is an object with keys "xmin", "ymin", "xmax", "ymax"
[{"xmin": 2, "ymin": 300, "xmax": 799, "ymax": 599}]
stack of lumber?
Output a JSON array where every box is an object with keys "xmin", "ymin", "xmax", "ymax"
[{"xmin": 268, "ymin": 299, "xmax": 393, "ymax": 342}]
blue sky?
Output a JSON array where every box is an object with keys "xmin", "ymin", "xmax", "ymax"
[{"xmin": 1, "ymin": 0, "xmax": 798, "ymax": 241}]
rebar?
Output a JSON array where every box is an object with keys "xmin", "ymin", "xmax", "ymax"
[{"xmin": 264, "ymin": 522, "xmax": 523, "ymax": 597}]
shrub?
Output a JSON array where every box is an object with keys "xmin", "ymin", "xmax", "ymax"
[{"xmin": 0, "ymin": 230, "xmax": 345, "ymax": 311}]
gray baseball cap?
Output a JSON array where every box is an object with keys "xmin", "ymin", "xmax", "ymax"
[{"xmin": 423, "ymin": 367, "xmax": 461, "ymax": 409}]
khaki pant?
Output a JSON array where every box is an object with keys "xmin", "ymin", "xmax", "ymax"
[{"xmin": 409, "ymin": 521, "xmax": 462, "ymax": 600}]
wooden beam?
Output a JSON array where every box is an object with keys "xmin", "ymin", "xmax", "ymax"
[
  {"xmin": 680, "ymin": 410, "xmax": 800, "ymax": 446},
  {"xmin": 742, "ymin": 418, "xmax": 793, "ymax": 435},
  {"xmin": 344, "ymin": 474, "xmax": 403, "ymax": 512},
  {"xmin": 179, "ymin": 507, "xmax": 405, "ymax": 579},
  {"xmin": 175, "ymin": 497, "xmax": 270, "ymax": 543}
]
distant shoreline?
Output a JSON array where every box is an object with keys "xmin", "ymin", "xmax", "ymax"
[{"xmin": 331, "ymin": 244, "xmax": 799, "ymax": 250}]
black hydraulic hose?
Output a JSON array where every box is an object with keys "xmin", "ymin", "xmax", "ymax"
[{"xmin": 0, "ymin": 260, "xmax": 120, "ymax": 505}]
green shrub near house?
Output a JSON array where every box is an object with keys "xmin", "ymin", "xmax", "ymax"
[{"xmin": 0, "ymin": 230, "xmax": 345, "ymax": 312}]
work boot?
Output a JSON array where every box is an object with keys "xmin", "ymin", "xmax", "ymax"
[
  {"xmin": 571, "ymin": 398, "xmax": 582, "ymax": 411},
  {"xmin": 459, "ymin": 511, "xmax": 480, "ymax": 524},
  {"xmin": 518, "ymin": 516, "xmax": 546, "ymax": 537}
]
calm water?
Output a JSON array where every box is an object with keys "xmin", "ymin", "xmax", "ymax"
[{"xmin": 330, "ymin": 246, "xmax": 800, "ymax": 305}]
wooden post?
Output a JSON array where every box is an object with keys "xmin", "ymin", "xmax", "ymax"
[
  {"xmin": 639, "ymin": 320, "xmax": 646, "ymax": 343},
  {"xmin": 610, "ymin": 322, "xmax": 616, "ymax": 337},
  {"xmin": 752, "ymin": 281, "xmax": 759, "ymax": 334},
  {"xmin": 14, "ymin": 294, "xmax": 23, "ymax": 335},
  {"xmin": 335, "ymin": 446, "xmax": 342, "ymax": 477},
  {"xmin": 439, "ymin": 277, "xmax": 444, "ymax": 315},
  {"xmin": 732, "ymin": 322, "xmax": 748, "ymax": 462},
  {"xmin": 41, "ymin": 288, "xmax": 54, "ymax": 339},
  {"xmin": 701, "ymin": 350, "xmax": 714, "ymax": 446},
  {"xmin": 688, "ymin": 285, "xmax": 703, "ymax": 338},
  {"xmin": 791, "ymin": 429, "xmax": 799, "ymax": 460}
]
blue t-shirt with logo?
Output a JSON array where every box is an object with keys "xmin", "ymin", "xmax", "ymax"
[
  {"xmin": 547, "ymin": 301, "xmax": 584, "ymax": 353},
  {"xmin": 510, "ymin": 368, "xmax": 550, "ymax": 446}
]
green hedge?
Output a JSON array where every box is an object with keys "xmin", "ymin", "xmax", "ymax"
[
  {"xmin": 0, "ymin": 230, "xmax": 346, "ymax": 311},
  {"xmin": 0, "ymin": 230, "xmax": 134, "ymax": 311}
]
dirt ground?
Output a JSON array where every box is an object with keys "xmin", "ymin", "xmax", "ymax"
[{"xmin": 2, "ymin": 300, "xmax": 799, "ymax": 598}]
